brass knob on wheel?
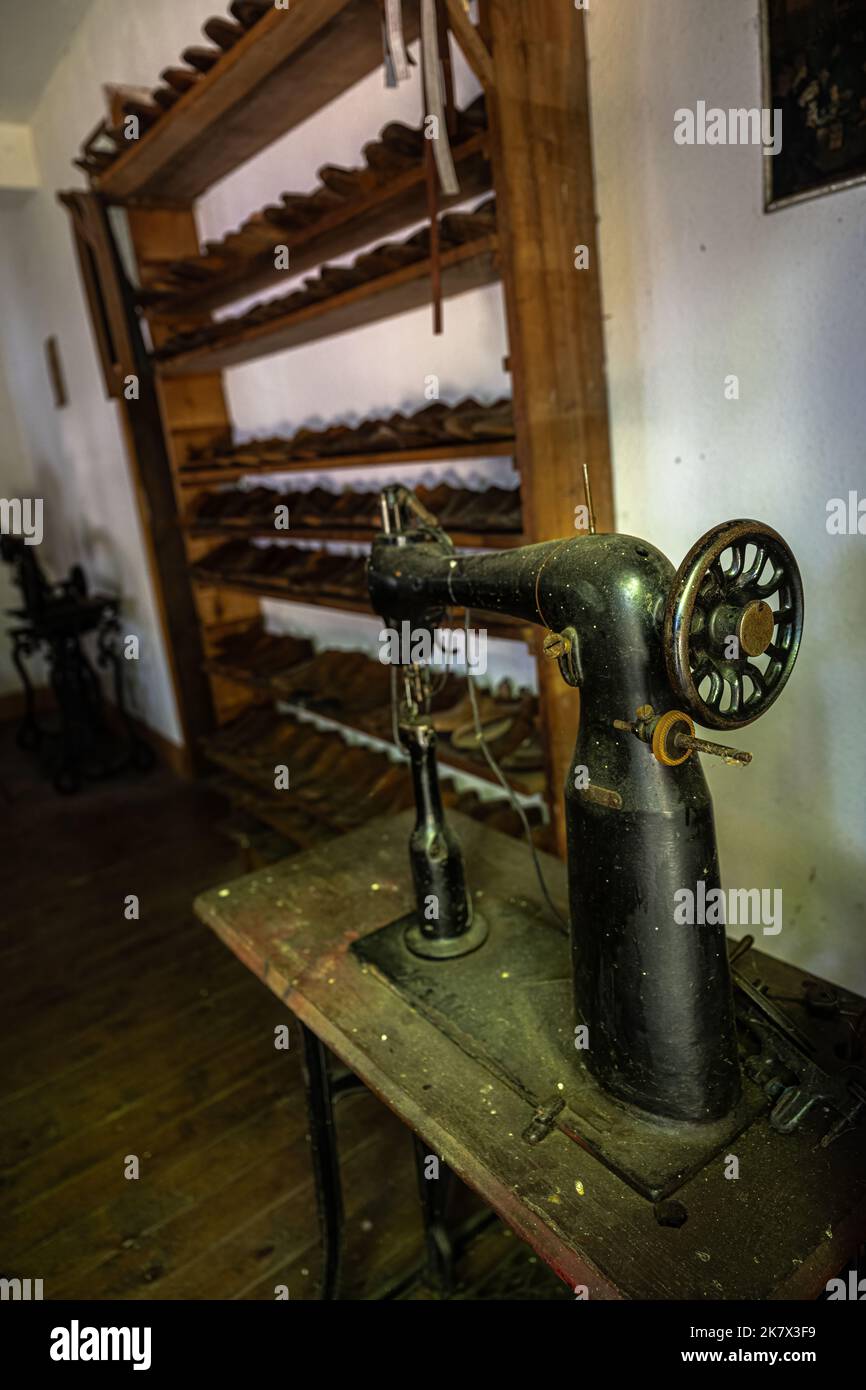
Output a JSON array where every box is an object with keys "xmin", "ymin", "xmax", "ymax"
[
  {"xmin": 738, "ymin": 599, "xmax": 775, "ymax": 657},
  {"xmin": 708, "ymin": 598, "xmax": 775, "ymax": 658}
]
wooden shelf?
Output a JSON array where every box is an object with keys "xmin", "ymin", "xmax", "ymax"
[
  {"xmin": 95, "ymin": 1, "xmax": 421, "ymax": 203},
  {"xmin": 193, "ymin": 569, "xmax": 373, "ymax": 613},
  {"xmin": 201, "ymin": 678, "xmax": 545, "ymax": 799},
  {"xmin": 191, "ymin": 570, "xmax": 534, "ymax": 643},
  {"xmin": 201, "ymin": 744, "xmax": 341, "ymax": 831},
  {"xmin": 65, "ymin": 0, "xmax": 615, "ymax": 852},
  {"xmin": 185, "ymin": 523, "xmax": 523, "ymax": 549},
  {"xmin": 177, "ymin": 438, "xmax": 516, "ymax": 486},
  {"xmin": 209, "ymin": 774, "xmax": 332, "ymax": 849},
  {"xmin": 148, "ymin": 133, "xmax": 491, "ymax": 316},
  {"xmin": 157, "ymin": 236, "xmax": 499, "ymax": 376}
]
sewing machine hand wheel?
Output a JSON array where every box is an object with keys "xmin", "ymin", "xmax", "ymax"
[{"xmin": 664, "ymin": 520, "xmax": 803, "ymax": 731}]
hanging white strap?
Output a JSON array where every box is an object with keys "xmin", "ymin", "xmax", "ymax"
[
  {"xmin": 421, "ymin": 0, "xmax": 459, "ymax": 196},
  {"xmin": 384, "ymin": 0, "xmax": 410, "ymax": 83}
]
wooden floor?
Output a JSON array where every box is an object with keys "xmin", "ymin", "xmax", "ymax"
[{"xmin": 0, "ymin": 723, "xmax": 568, "ymax": 1300}]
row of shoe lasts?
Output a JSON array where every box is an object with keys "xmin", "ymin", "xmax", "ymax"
[
  {"xmin": 211, "ymin": 636, "xmax": 394, "ymax": 716},
  {"xmin": 205, "ymin": 711, "xmax": 418, "ymax": 833},
  {"xmin": 77, "ymin": 3, "xmax": 273, "ymax": 175},
  {"xmin": 208, "ymin": 709, "xmax": 547, "ymax": 842},
  {"xmin": 211, "ymin": 626, "xmax": 434, "ymax": 719},
  {"xmin": 216, "ymin": 766, "xmax": 547, "ymax": 856},
  {"xmin": 195, "ymin": 540, "xmax": 368, "ymax": 600},
  {"xmin": 183, "ymin": 398, "xmax": 515, "ymax": 471},
  {"xmin": 207, "ymin": 629, "xmax": 544, "ymax": 778},
  {"xmin": 155, "ymin": 196, "xmax": 497, "ymax": 359},
  {"xmin": 147, "ymin": 97, "xmax": 487, "ymax": 297},
  {"xmin": 191, "ymin": 482, "xmax": 522, "ymax": 534},
  {"xmin": 206, "ymin": 624, "xmax": 314, "ymax": 681}
]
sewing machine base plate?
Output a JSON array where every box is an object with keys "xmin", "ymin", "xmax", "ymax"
[{"xmin": 353, "ymin": 892, "xmax": 769, "ymax": 1201}]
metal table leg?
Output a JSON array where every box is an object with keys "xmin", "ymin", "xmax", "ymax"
[
  {"xmin": 300, "ymin": 1022, "xmax": 345, "ymax": 1300},
  {"xmin": 11, "ymin": 629, "xmax": 41, "ymax": 752},
  {"xmin": 413, "ymin": 1133, "xmax": 456, "ymax": 1296},
  {"xmin": 300, "ymin": 1028, "xmax": 487, "ymax": 1300}
]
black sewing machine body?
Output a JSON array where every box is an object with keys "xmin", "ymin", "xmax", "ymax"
[
  {"xmin": 355, "ymin": 492, "xmax": 865, "ymax": 1207},
  {"xmin": 368, "ymin": 526, "xmax": 749, "ymax": 1120}
]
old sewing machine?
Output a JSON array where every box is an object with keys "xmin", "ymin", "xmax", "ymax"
[
  {"xmin": 355, "ymin": 485, "xmax": 866, "ymax": 1218},
  {"xmin": 198, "ymin": 483, "xmax": 866, "ymax": 1298}
]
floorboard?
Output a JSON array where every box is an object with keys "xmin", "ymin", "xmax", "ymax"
[{"xmin": 0, "ymin": 722, "xmax": 568, "ymax": 1300}]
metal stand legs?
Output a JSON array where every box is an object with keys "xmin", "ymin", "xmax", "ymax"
[
  {"xmin": 8, "ymin": 610, "xmax": 153, "ymax": 793},
  {"xmin": 413, "ymin": 1134, "xmax": 456, "ymax": 1295},
  {"xmin": 300, "ymin": 1022, "xmax": 345, "ymax": 1301},
  {"xmin": 298, "ymin": 1023, "xmax": 461, "ymax": 1300}
]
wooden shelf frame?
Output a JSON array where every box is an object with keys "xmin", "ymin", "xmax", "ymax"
[
  {"xmin": 94, "ymin": 1, "xmax": 422, "ymax": 203},
  {"xmin": 185, "ymin": 523, "xmax": 523, "ymax": 549},
  {"xmin": 156, "ymin": 235, "xmax": 500, "ymax": 376},
  {"xmin": 62, "ymin": 0, "xmax": 615, "ymax": 858},
  {"xmin": 147, "ymin": 132, "xmax": 492, "ymax": 317},
  {"xmin": 201, "ymin": 682, "xmax": 545, "ymax": 800},
  {"xmin": 191, "ymin": 568, "xmax": 534, "ymax": 643},
  {"xmin": 177, "ymin": 438, "xmax": 516, "ymax": 486}
]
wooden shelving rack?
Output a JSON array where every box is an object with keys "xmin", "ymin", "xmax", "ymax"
[{"xmin": 61, "ymin": 0, "xmax": 613, "ymax": 854}]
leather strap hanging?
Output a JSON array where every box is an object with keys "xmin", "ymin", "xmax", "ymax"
[
  {"xmin": 435, "ymin": 0, "xmax": 458, "ymax": 139},
  {"xmin": 421, "ymin": 0, "xmax": 459, "ymax": 197},
  {"xmin": 381, "ymin": 22, "xmax": 398, "ymax": 87},
  {"xmin": 422, "ymin": 0, "xmax": 462, "ymax": 333},
  {"xmin": 384, "ymin": 0, "xmax": 410, "ymax": 82},
  {"xmin": 425, "ymin": 138, "xmax": 443, "ymax": 335}
]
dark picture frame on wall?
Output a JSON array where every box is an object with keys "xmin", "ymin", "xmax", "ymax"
[{"xmin": 761, "ymin": 0, "xmax": 866, "ymax": 209}]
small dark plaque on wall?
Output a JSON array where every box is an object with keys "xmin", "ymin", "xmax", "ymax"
[
  {"xmin": 762, "ymin": 0, "xmax": 866, "ymax": 208},
  {"xmin": 44, "ymin": 335, "xmax": 68, "ymax": 409}
]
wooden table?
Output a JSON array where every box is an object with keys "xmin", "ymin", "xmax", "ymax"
[{"xmin": 195, "ymin": 811, "xmax": 866, "ymax": 1300}]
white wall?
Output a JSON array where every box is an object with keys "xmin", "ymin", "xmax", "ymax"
[
  {"xmin": 0, "ymin": 0, "xmax": 232, "ymax": 734},
  {"xmin": 0, "ymin": 0, "xmax": 862, "ymax": 991},
  {"xmin": 0, "ymin": 302, "xmax": 41, "ymax": 694},
  {"xmin": 588, "ymin": 0, "xmax": 866, "ymax": 991},
  {"xmin": 0, "ymin": 122, "xmax": 39, "ymax": 202}
]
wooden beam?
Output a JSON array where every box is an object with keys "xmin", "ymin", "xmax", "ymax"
[
  {"xmin": 59, "ymin": 192, "xmax": 138, "ymax": 396},
  {"xmin": 126, "ymin": 204, "xmax": 249, "ymax": 733},
  {"xmin": 157, "ymin": 237, "xmax": 500, "ymax": 377},
  {"xmin": 96, "ymin": 0, "xmax": 422, "ymax": 202},
  {"xmin": 485, "ymin": 0, "xmax": 614, "ymax": 854},
  {"xmin": 444, "ymin": 0, "xmax": 494, "ymax": 91},
  {"xmin": 177, "ymin": 438, "xmax": 515, "ymax": 486},
  {"xmin": 148, "ymin": 134, "xmax": 491, "ymax": 317},
  {"xmin": 59, "ymin": 192, "xmax": 217, "ymax": 752}
]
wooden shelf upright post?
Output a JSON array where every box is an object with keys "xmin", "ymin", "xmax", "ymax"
[{"xmin": 483, "ymin": 0, "xmax": 615, "ymax": 852}]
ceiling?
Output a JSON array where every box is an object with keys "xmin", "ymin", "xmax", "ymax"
[{"xmin": 0, "ymin": 0, "xmax": 94, "ymax": 121}]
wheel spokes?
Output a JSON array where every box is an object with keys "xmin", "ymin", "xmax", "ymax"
[
  {"xmin": 744, "ymin": 662, "xmax": 766, "ymax": 699},
  {"xmin": 723, "ymin": 542, "xmax": 746, "ymax": 582},
  {"xmin": 738, "ymin": 545, "xmax": 767, "ymax": 589},
  {"xmin": 695, "ymin": 657, "xmax": 725, "ymax": 713},
  {"xmin": 670, "ymin": 522, "xmax": 802, "ymax": 729},
  {"xmin": 752, "ymin": 564, "xmax": 785, "ymax": 599},
  {"xmin": 726, "ymin": 666, "xmax": 744, "ymax": 718}
]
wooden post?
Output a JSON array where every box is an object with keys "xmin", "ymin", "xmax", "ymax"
[
  {"xmin": 59, "ymin": 192, "xmax": 216, "ymax": 767},
  {"xmin": 484, "ymin": 0, "xmax": 614, "ymax": 853},
  {"xmin": 125, "ymin": 205, "xmax": 262, "ymax": 730}
]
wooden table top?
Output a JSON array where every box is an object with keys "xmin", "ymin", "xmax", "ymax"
[{"xmin": 195, "ymin": 810, "xmax": 866, "ymax": 1300}]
